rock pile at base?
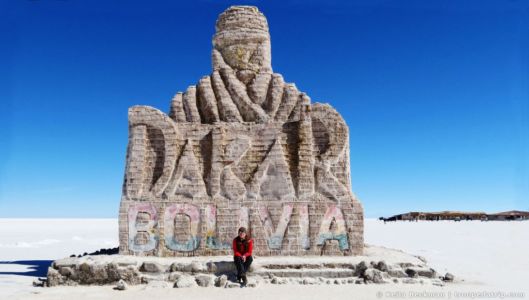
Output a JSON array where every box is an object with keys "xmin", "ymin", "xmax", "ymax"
[{"xmin": 45, "ymin": 250, "xmax": 452, "ymax": 288}]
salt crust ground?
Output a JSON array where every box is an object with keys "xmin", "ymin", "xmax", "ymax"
[{"xmin": 1, "ymin": 218, "xmax": 528, "ymax": 299}]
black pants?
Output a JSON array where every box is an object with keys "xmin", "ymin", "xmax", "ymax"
[{"xmin": 234, "ymin": 255, "xmax": 253, "ymax": 280}]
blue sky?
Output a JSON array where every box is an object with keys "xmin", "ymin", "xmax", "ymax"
[{"xmin": 1, "ymin": 0, "xmax": 528, "ymax": 218}]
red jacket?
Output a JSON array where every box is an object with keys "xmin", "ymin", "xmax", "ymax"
[{"xmin": 233, "ymin": 236, "xmax": 253, "ymax": 257}]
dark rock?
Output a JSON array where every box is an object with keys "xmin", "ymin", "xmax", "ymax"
[
  {"xmin": 375, "ymin": 261, "xmax": 388, "ymax": 272},
  {"xmin": 59, "ymin": 267, "xmax": 73, "ymax": 277},
  {"xmin": 73, "ymin": 247, "xmax": 119, "ymax": 257},
  {"xmin": 354, "ymin": 261, "xmax": 368, "ymax": 276},
  {"xmin": 405, "ymin": 267, "xmax": 436, "ymax": 278},
  {"xmin": 140, "ymin": 262, "xmax": 164, "ymax": 273},
  {"xmin": 443, "ymin": 272, "xmax": 455, "ymax": 282},
  {"xmin": 417, "ymin": 268, "xmax": 437, "ymax": 278},
  {"xmin": 405, "ymin": 268, "xmax": 418, "ymax": 278}
]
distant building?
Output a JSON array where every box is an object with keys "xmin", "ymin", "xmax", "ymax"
[
  {"xmin": 486, "ymin": 210, "xmax": 529, "ymax": 221},
  {"xmin": 381, "ymin": 210, "xmax": 529, "ymax": 222}
]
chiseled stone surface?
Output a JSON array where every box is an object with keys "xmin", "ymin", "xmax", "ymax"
[{"xmin": 119, "ymin": 5, "xmax": 364, "ymax": 257}]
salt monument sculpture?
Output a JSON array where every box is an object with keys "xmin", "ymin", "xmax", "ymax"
[{"xmin": 118, "ymin": 5, "xmax": 364, "ymax": 256}]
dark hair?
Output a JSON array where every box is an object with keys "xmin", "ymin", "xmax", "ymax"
[{"xmin": 238, "ymin": 227, "xmax": 246, "ymax": 233}]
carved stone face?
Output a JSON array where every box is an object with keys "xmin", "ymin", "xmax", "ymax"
[
  {"xmin": 213, "ymin": 6, "xmax": 272, "ymax": 73},
  {"xmin": 218, "ymin": 42, "xmax": 269, "ymax": 73}
]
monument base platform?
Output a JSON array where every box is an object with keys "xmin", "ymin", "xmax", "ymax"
[{"xmin": 45, "ymin": 245, "xmax": 453, "ymax": 288}]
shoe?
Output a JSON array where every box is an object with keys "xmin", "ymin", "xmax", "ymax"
[{"xmin": 241, "ymin": 275, "xmax": 247, "ymax": 287}]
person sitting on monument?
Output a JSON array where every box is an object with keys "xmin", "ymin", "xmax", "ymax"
[{"xmin": 233, "ymin": 227, "xmax": 253, "ymax": 286}]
